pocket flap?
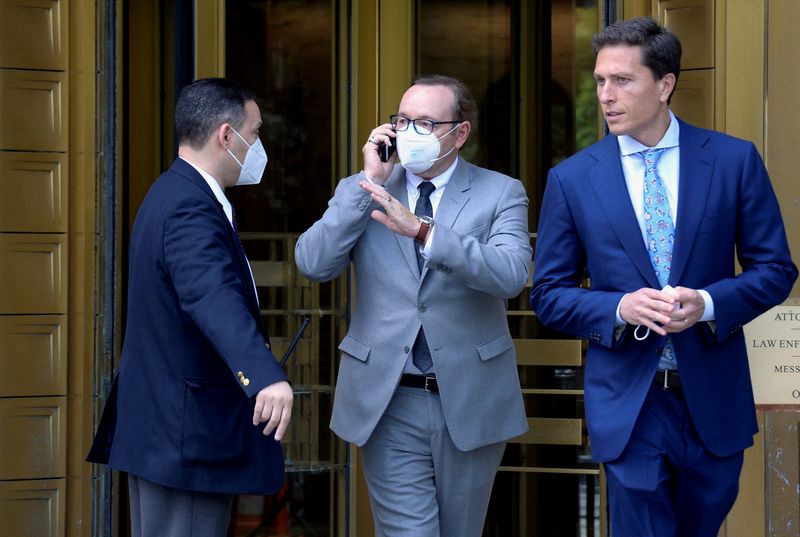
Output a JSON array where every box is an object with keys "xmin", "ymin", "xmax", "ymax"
[
  {"xmin": 476, "ymin": 333, "xmax": 514, "ymax": 362},
  {"xmin": 338, "ymin": 334, "xmax": 371, "ymax": 362}
]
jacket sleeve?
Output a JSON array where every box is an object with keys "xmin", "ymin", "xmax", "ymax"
[
  {"xmin": 294, "ymin": 172, "xmax": 375, "ymax": 282},
  {"xmin": 703, "ymin": 142, "xmax": 798, "ymax": 341},
  {"xmin": 163, "ymin": 194, "xmax": 287, "ymax": 397},
  {"xmin": 530, "ymin": 168, "xmax": 626, "ymax": 348},
  {"xmin": 427, "ymin": 178, "xmax": 532, "ymax": 298}
]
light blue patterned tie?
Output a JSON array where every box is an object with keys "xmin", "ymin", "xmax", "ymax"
[{"xmin": 640, "ymin": 148, "xmax": 677, "ymax": 369}]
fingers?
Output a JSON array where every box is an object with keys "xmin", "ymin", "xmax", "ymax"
[
  {"xmin": 253, "ymin": 381, "xmax": 293, "ymax": 439},
  {"xmin": 359, "ymin": 180, "xmax": 423, "ymax": 238},
  {"xmin": 367, "ymin": 124, "xmax": 396, "ymax": 148},
  {"xmin": 663, "ymin": 287, "xmax": 705, "ymax": 333},
  {"xmin": 362, "ymin": 124, "xmax": 397, "ymax": 183},
  {"xmin": 360, "ymin": 180, "xmax": 390, "ymax": 204},
  {"xmin": 620, "ymin": 288, "xmax": 676, "ymax": 327},
  {"xmin": 622, "ymin": 287, "xmax": 705, "ymax": 335},
  {"xmin": 252, "ymin": 398, "xmax": 266, "ymax": 426},
  {"xmin": 272, "ymin": 403, "xmax": 293, "ymax": 441}
]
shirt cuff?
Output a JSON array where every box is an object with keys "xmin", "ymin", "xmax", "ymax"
[
  {"xmin": 362, "ymin": 171, "xmax": 378, "ymax": 185},
  {"xmin": 418, "ymin": 223, "xmax": 435, "ymax": 260},
  {"xmin": 698, "ymin": 289, "xmax": 715, "ymax": 321},
  {"xmin": 615, "ymin": 294, "xmax": 627, "ymax": 326}
]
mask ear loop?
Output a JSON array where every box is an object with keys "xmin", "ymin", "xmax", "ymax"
[
  {"xmin": 428, "ymin": 122, "xmax": 462, "ymax": 164},
  {"xmin": 634, "ymin": 325, "xmax": 650, "ymax": 341}
]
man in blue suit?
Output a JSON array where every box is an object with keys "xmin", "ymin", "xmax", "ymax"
[
  {"xmin": 531, "ymin": 18, "xmax": 797, "ymax": 537},
  {"xmin": 87, "ymin": 78, "xmax": 293, "ymax": 537}
]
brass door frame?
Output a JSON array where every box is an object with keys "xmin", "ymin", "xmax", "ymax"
[{"xmin": 0, "ymin": 0, "xmax": 99, "ymax": 535}]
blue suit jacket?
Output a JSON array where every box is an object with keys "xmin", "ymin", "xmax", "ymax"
[
  {"xmin": 531, "ymin": 119, "xmax": 797, "ymax": 462},
  {"xmin": 87, "ymin": 158, "xmax": 288, "ymax": 494}
]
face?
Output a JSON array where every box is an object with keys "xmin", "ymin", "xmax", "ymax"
[
  {"xmin": 396, "ymin": 84, "xmax": 470, "ymax": 178},
  {"xmin": 594, "ymin": 45, "xmax": 675, "ymax": 146},
  {"xmin": 223, "ymin": 100, "xmax": 262, "ymax": 186}
]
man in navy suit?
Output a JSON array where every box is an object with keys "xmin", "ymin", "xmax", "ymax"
[
  {"xmin": 87, "ymin": 78, "xmax": 293, "ymax": 537},
  {"xmin": 531, "ymin": 18, "xmax": 796, "ymax": 537}
]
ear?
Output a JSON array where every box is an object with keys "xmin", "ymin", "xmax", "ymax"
[
  {"xmin": 215, "ymin": 123, "xmax": 233, "ymax": 150},
  {"xmin": 455, "ymin": 121, "xmax": 472, "ymax": 149},
  {"xmin": 659, "ymin": 73, "xmax": 677, "ymax": 104}
]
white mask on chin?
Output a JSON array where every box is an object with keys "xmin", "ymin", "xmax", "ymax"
[
  {"xmin": 227, "ymin": 128, "xmax": 268, "ymax": 185},
  {"xmin": 396, "ymin": 123, "xmax": 460, "ymax": 175}
]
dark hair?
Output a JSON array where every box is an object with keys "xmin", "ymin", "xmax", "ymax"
[
  {"xmin": 174, "ymin": 78, "xmax": 256, "ymax": 150},
  {"xmin": 592, "ymin": 17, "xmax": 681, "ymax": 101},
  {"xmin": 411, "ymin": 74, "xmax": 476, "ymax": 123}
]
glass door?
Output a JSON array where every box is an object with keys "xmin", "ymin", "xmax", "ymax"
[
  {"xmin": 220, "ymin": 0, "xmax": 605, "ymax": 534},
  {"xmin": 414, "ymin": 1, "xmax": 604, "ymax": 535},
  {"xmin": 224, "ymin": 1, "xmax": 348, "ymax": 536}
]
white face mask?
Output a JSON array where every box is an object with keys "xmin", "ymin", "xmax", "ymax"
[
  {"xmin": 227, "ymin": 128, "xmax": 268, "ymax": 185},
  {"xmin": 396, "ymin": 123, "xmax": 460, "ymax": 175}
]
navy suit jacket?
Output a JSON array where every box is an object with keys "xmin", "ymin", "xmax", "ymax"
[
  {"xmin": 531, "ymin": 119, "xmax": 797, "ymax": 462},
  {"xmin": 87, "ymin": 158, "xmax": 288, "ymax": 494}
]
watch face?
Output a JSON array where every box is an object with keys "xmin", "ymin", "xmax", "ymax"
[{"xmin": 418, "ymin": 215, "xmax": 434, "ymax": 225}]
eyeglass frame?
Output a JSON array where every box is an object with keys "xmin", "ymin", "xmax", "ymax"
[{"xmin": 390, "ymin": 114, "xmax": 461, "ymax": 135}]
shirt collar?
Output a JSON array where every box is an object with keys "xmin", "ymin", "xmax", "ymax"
[
  {"xmin": 405, "ymin": 155, "xmax": 459, "ymax": 191},
  {"xmin": 618, "ymin": 110, "xmax": 680, "ymax": 156},
  {"xmin": 179, "ymin": 157, "xmax": 233, "ymax": 222}
]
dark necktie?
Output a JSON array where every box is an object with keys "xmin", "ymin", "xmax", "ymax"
[{"xmin": 412, "ymin": 181, "xmax": 435, "ymax": 372}]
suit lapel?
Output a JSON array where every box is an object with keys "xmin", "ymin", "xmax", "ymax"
[
  {"xmin": 669, "ymin": 121, "xmax": 713, "ymax": 285},
  {"xmin": 435, "ymin": 159, "xmax": 471, "ymax": 230},
  {"xmin": 384, "ymin": 160, "xmax": 471, "ymax": 281},
  {"xmin": 421, "ymin": 159, "xmax": 470, "ymax": 280},
  {"xmin": 385, "ymin": 169, "xmax": 421, "ymax": 278},
  {"xmin": 588, "ymin": 136, "xmax": 660, "ymax": 288}
]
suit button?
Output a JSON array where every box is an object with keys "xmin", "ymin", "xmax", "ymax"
[
  {"xmin": 404, "ymin": 346, "xmax": 410, "ymax": 353},
  {"xmin": 237, "ymin": 371, "xmax": 245, "ymax": 379},
  {"xmin": 265, "ymin": 342, "xmax": 270, "ymax": 349},
  {"xmin": 242, "ymin": 378, "xmax": 250, "ymax": 386},
  {"xmin": 418, "ymin": 304, "xmax": 426, "ymax": 312}
]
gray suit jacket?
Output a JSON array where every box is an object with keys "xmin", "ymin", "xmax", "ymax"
[{"xmin": 295, "ymin": 159, "xmax": 530, "ymax": 451}]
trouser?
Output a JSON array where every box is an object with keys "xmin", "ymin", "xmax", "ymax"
[
  {"xmin": 604, "ymin": 383, "xmax": 744, "ymax": 537},
  {"xmin": 360, "ymin": 386, "xmax": 506, "ymax": 537},
  {"xmin": 127, "ymin": 474, "xmax": 234, "ymax": 537}
]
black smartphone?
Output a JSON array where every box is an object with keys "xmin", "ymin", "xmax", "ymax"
[{"xmin": 378, "ymin": 130, "xmax": 397, "ymax": 162}]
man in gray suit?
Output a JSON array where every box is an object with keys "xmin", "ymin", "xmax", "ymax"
[{"xmin": 295, "ymin": 74, "xmax": 530, "ymax": 536}]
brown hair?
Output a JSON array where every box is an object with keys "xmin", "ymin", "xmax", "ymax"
[{"xmin": 410, "ymin": 74, "xmax": 476, "ymax": 123}]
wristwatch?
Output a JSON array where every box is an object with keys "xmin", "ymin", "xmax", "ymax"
[{"xmin": 415, "ymin": 215, "xmax": 434, "ymax": 244}]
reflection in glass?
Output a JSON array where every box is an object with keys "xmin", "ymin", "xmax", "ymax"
[
  {"xmin": 418, "ymin": 0, "xmax": 514, "ymax": 176},
  {"xmin": 418, "ymin": 1, "xmax": 601, "ymax": 535},
  {"xmin": 550, "ymin": 0, "xmax": 600, "ymax": 165},
  {"xmin": 226, "ymin": 0, "xmax": 333, "ymax": 235},
  {"xmin": 225, "ymin": 2, "xmax": 342, "ymax": 536}
]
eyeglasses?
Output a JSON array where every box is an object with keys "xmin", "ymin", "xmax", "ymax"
[{"xmin": 390, "ymin": 114, "xmax": 460, "ymax": 135}]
